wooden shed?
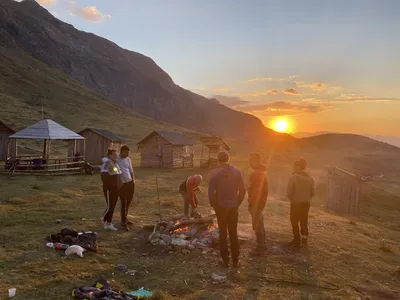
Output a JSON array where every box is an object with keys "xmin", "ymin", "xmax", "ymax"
[
  {"xmin": 137, "ymin": 131, "xmax": 194, "ymax": 168},
  {"xmin": 75, "ymin": 128, "xmax": 125, "ymax": 165},
  {"xmin": 326, "ymin": 166, "xmax": 365, "ymax": 216},
  {"xmin": 0, "ymin": 121, "xmax": 15, "ymax": 161},
  {"xmin": 200, "ymin": 136, "xmax": 231, "ymax": 169}
]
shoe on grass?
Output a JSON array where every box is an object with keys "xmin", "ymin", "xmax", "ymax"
[{"xmin": 104, "ymin": 223, "xmax": 118, "ymax": 231}]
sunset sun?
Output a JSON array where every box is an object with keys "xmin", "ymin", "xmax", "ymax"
[{"xmin": 273, "ymin": 119, "xmax": 289, "ymax": 133}]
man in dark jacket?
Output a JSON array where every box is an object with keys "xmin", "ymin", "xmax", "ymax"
[
  {"xmin": 208, "ymin": 151, "xmax": 246, "ymax": 268},
  {"xmin": 287, "ymin": 158, "xmax": 315, "ymax": 248},
  {"xmin": 248, "ymin": 153, "xmax": 268, "ymax": 251}
]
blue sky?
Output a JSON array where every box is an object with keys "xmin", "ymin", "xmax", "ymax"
[{"xmin": 33, "ymin": 0, "xmax": 400, "ymax": 135}]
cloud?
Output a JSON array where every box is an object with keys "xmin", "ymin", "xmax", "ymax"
[
  {"xmin": 247, "ymin": 75, "xmax": 297, "ymax": 83},
  {"xmin": 241, "ymin": 101, "xmax": 331, "ymax": 116},
  {"xmin": 295, "ymin": 81, "xmax": 326, "ymax": 91},
  {"xmin": 282, "ymin": 88, "xmax": 300, "ymax": 96},
  {"xmin": 211, "ymin": 95, "xmax": 248, "ymax": 108},
  {"xmin": 210, "ymin": 88, "xmax": 231, "ymax": 92},
  {"xmin": 327, "ymin": 85, "xmax": 343, "ymax": 95},
  {"xmin": 247, "ymin": 77, "xmax": 273, "ymax": 82},
  {"xmin": 37, "ymin": 0, "xmax": 56, "ymax": 5},
  {"xmin": 303, "ymin": 96, "xmax": 400, "ymax": 104},
  {"xmin": 239, "ymin": 89, "xmax": 279, "ymax": 97},
  {"xmin": 66, "ymin": 1, "xmax": 111, "ymax": 23}
]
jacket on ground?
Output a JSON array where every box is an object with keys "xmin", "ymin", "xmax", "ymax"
[
  {"xmin": 248, "ymin": 164, "xmax": 268, "ymax": 209},
  {"xmin": 287, "ymin": 171, "xmax": 315, "ymax": 204},
  {"xmin": 208, "ymin": 165, "xmax": 246, "ymax": 208}
]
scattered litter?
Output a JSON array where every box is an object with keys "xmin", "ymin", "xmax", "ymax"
[
  {"xmin": 46, "ymin": 228, "xmax": 98, "ymax": 252},
  {"xmin": 65, "ymin": 245, "xmax": 86, "ymax": 257},
  {"xmin": 46, "ymin": 242, "xmax": 70, "ymax": 250},
  {"xmin": 211, "ymin": 273, "xmax": 226, "ymax": 281},
  {"xmin": 126, "ymin": 270, "xmax": 137, "ymax": 276},
  {"xmin": 8, "ymin": 288, "xmax": 16, "ymax": 298},
  {"xmin": 127, "ymin": 287, "xmax": 153, "ymax": 298},
  {"xmin": 72, "ymin": 278, "xmax": 137, "ymax": 299},
  {"xmin": 115, "ymin": 264, "xmax": 127, "ymax": 272}
]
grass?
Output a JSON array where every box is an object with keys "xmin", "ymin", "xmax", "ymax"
[{"xmin": 0, "ymin": 151, "xmax": 399, "ymax": 300}]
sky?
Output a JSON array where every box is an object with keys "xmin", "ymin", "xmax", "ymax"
[{"xmin": 28, "ymin": 0, "xmax": 400, "ymax": 136}]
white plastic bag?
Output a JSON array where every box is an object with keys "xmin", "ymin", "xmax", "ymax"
[{"xmin": 65, "ymin": 245, "xmax": 86, "ymax": 257}]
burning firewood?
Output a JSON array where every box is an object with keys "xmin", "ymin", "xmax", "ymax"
[{"xmin": 167, "ymin": 217, "xmax": 214, "ymax": 232}]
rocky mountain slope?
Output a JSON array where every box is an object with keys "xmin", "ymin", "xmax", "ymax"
[{"xmin": 0, "ymin": 0, "xmax": 281, "ymax": 139}]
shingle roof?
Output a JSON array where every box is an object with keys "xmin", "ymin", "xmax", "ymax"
[
  {"xmin": 137, "ymin": 130, "xmax": 193, "ymax": 146},
  {"xmin": 9, "ymin": 119, "xmax": 84, "ymax": 140},
  {"xmin": 81, "ymin": 128, "xmax": 125, "ymax": 142}
]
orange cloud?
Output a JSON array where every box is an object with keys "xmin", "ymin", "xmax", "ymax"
[
  {"xmin": 247, "ymin": 77, "xmax": 273, "ymax": 82},
  {"xmin": 37, "ymin": 0, "xmax": 56, "ymax": 5},
  {"xmin": 239, "ymin": 89, "xmax": 278, "ymax": 97},
  {"xmin": 211, "ymin": 88, "xmax": 231, "ymax": 92},
  {"xmin": 295, "ymin": 82, "xmax": 326, "ymax": 91},
  {"xmin": 242, "ymin": 101, "xmax": 331, "ymax": 116},
  {"xmin": 67, "ymin": 1, "xmax": 111, "ymax": 23},
  {"xmin": 282, "ymin": 88, "xmax": 300, "ymax": 96},
  {"xmin": 303, "ymin": 96, "xmax": 400, "ymax": 104}
]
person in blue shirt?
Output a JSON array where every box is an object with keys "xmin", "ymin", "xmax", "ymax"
[{"xmin": 208, "ymin": 151, "xmax": 246, "ymax": 268}]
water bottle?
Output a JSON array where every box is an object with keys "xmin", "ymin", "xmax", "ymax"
[{"xmin": 46, "ymin": 242, "xmax": 70, "ymax": 250}]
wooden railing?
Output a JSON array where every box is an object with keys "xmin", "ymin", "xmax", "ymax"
[{"xmin": 5, "ymin": 156, "xmax": 85, "ymax": 176}]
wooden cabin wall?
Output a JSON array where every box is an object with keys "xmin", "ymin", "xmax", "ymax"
[
  {"xmin": 139, "ymin": 134, "xmax": 169, "ymax": 168},
  {"xmin": 327, "ymin": 167, "xmax": 363, "ymax": 216},
  {"xmin": 0, "ymin": 124, "xmax": 14, "ymax": 161},
  {"xmin": 78, "ymin": 130, "xmax": 110, "ymax": 164},
  {"xmin": 171, "ymin": 145, "xmax": 193, "ymax": 168}
]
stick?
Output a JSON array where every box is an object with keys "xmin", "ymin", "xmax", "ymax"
[{"xmin": 156, "ymin": 176, "xmax": 161, "ymax": 222}]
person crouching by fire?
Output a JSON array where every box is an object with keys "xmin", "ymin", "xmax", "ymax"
[{"xmin": 179, "ymin": 174, "xmax": 202, "ymax": 218}]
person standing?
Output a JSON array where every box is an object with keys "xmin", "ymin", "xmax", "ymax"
[
  {"xmin": 179, "ymin": 174, "xmax": 202, "ymax": 218},
  {"xmin": 248, "ymin": 153, "xmax": 268, "ymax": 252},
  {"xmin": 117, "ymin": 145, "xmax": 135, "ymax": 231},
  {"xmin": 100, "ymin": 149, "xmax": 112, "ymax": 223},
  {"xmin": 103, "ymin": 150, "xmax": 121, "ymax": 231},
  {"xmin": 208, "ymin": 151, "xmax": 246, "ymax": 268},
  {"xmin": 287, "ymin": 158, "xmax": 315, "ymax": 248}
]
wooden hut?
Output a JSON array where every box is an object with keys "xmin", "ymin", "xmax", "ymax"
[
  {"xmin": 326, "ymin": 166, "xmax": 365, "ymax": 216},
  {"xmin": 0, "ymin": 121, "xmax": 15, "ymax": 161},
  {"xmin": 6, "ymin": 119, "xmax": 85, "ymax": 175},
  {"xmin": 137, "ymin": 131, "xmax": 194, "ymax": 168},
  {"xmin": 76, "ymin": 128, "xmax": 125, "ymax": 164},
  {"xmin": 200, "ymin": 136, "xmax": 231, "ymax": 169}
]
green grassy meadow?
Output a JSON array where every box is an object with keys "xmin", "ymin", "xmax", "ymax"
[{"xmin": 0, "ymin": 149, "xmax": 399, "ymax": 300}]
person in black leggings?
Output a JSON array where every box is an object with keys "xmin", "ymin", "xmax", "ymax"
[
  {"xmin": 101, "ymin": 149, "xmax": 113, "ymax": 223},
  {"xmin": 103, "ymin": 150, "xmax": 121, "ymax": 231}
]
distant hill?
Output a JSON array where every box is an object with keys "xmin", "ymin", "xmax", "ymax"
[
  {"xmin": 294, "ymin": 132, "xmax": 400, "ymax": 148},
  {"xmin": 298, "ymin": 133, "xmax": 399, "ymax": 152},
  {"xmin": 0, "ymin": 0, "xmax": 284, "ymax": 140}
]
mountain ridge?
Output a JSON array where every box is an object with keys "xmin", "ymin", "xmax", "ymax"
[{"xmin": 0, "ymin": 0, "xmax": 285, "ymax": 140}]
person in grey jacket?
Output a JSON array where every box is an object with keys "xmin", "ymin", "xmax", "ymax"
[
  {"xmin": 287, "ymin": 158, "xmax": 315, "ymax": 248},
  {"xmin": 208, "ymin": 151, "xmax": 246, "ymax": 268}
]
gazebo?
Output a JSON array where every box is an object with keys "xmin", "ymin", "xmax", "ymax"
[{"xmin": 6, "ymin": 119, "xmax": 86, "ymax": 175}]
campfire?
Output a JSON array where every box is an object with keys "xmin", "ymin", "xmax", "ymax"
[{"xmin": 148, "ymin": 214, "xmax": 219, "ymax": 250}]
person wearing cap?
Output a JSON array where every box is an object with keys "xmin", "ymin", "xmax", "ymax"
[
  {"xmin": 179, "ymin": 174, "xmax": 202, "ymax": 218},
  {"xmin": 287, "ymin": 158, "xmax": 315, "ymax": 248},
  {"xmin": 248, "ymin": 153, "xmax": 268, "ymax": 252},
  {"xmin": 208, "ymin": 151, "xmax": 246, "ymax": 268},
  {"xmin": 103, "ymin": 150, "xmax": 121, "ymax": 231}
]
